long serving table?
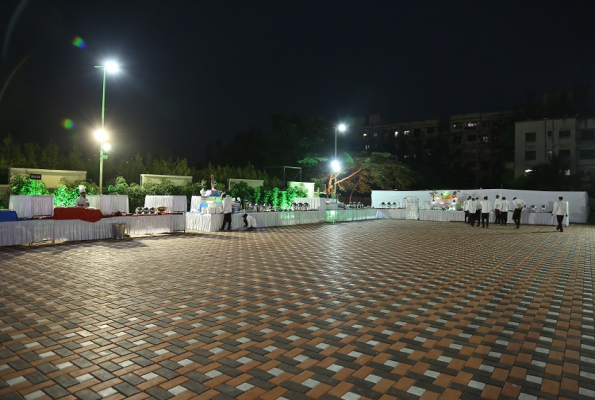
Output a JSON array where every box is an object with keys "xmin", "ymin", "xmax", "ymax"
[
  {"xmin": 0, "ymin": 215, "xmax": 185, "ymax": 246},
  {"xmin": 521, "ymin": 212, "xmax": 568, "ymax": 227},
  {"xmin": 375, "ymin": 209, "xmax": 407, "ymax": 219},
  {"xmin": 420, "ymin": 210, "xmax": 466, "ymax": 222},
  {"xmin": 144, "ymin": 196, "xmax": 187, "ymax": 213}
]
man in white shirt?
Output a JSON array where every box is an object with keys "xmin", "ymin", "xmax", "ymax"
[
  {"xmin": 219, "ymin": 194, "xmax": 233, "ymax": 231},
  {"xmin": 467, "ymin": 196, "xmax": 477, "ymax": 227},
  {"xmin": 243, "ymin": 213, "xmax": 258, "ymax": 231},
  {"xmin": 493, "ymin": 195, "xmax": 502, "ymax": 225},
  {"xmin": 463, "ymin": 196, "xmax": 472, "ymax": 223},
  {"xmin": 500, "ymin": 196, "xmax": 510, "ymax": 225},
  {"xmin": 76, "ymin": 189, "xmax": 90, "ymax": 208},
  {"xmin": 474, "ymin": 197, "xmax": 482, "ymax": 227},
  {"xmin": 480, "ymin": 196, "xmax": 492, "ymax": 228},
  {"xmin": 552, "ymin": 195, "xmax": 568, "ymax": 232},
  {"xmin": 512, "ymin": 197, "xmax": 526, "ymax": 229}
]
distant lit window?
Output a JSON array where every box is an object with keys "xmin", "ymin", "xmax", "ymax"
[
  {"xmin": 467, "ymin": 135, "xmax": 476, "ymax": 141},
  {"xmin": 559, "ymin": 130, "xmax": 571, "ymax": 139},
  {"xmin": 559, "ymin": 149, "xmax": 571, "ymax": 158},
  {"xmin": 465, "ymin": 121, "xmax": 478, "ymax": 129},
  {"xmin": 373, "ymin": 133, "xmax": 378, "ymax": 137},
  {"xmin": 525, "ymin": 151, "xmax": 536, "ymax": 160},
  {"xmin": 394, "ymin": 131, "xmax": 399, "ymax": 137},
  {"xmin": 482, "ymin": 135, "xmax": 489, "ymax": 143},
  {"xmin": 365, "ymin": 144, "xmax": 370, "ymax": 150},
  {"xmin": 580, "ymin": 130, "xmax": 595, "ymax": 141},
  {"xmin": 525, "ymin": 132, "xmax": 536, "ymax": 142},
  {"xmin": 579, "ymin": 149, "xmax": 595, "ymax": 159},
  {"xmin": 404, "ymin": 130, "xmax": 410, "ymax": 136},
  {"xmin": 363, "ymin": 133, "xmax": 367, "ymax": 137}
]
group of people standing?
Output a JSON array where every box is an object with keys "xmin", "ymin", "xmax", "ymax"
[{"xmin": 463, "ymin": 195, "xmax": 568, "ymax": 231}]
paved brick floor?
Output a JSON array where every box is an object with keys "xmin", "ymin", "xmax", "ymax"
[{"xmin": 0, "ymin": 219, "xmax": 594, "ymax": 400}]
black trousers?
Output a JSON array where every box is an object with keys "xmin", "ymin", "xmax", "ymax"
[
  {"xmin": 221, "ymin": 213, "xmax": 232, "ymax": 230},
  {"xmin": 468, "ymin": 213, "xmax": 476, "ymax": 227},
  {"xmin": 475, "ymin": 211, "xmax": 481, "ymax": 226},
  {"xmin": 512, "ymin": 209, "xmax": 521, "ymax": 227},
  {"xmin": 500, "ymin": 211, "xmax": 508, "ymax": 225},
  {"xmin": 494, "ymin": 209, "xmax": 500, "ymax": 224},
  {"xmin": 481, "ymin": 213, "xmax": 489, "ymax": 227},
  {"xmin": 556, "ymin": 215, "xmax": 564, "ymax": 231}
]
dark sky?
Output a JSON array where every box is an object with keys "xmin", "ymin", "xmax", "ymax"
[{"xmin": 1, "ymin": 0, "xmax": 595, "ymax": 164}]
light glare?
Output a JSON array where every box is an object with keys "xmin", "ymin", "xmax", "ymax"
[
  {"xmin": 331, "ymin": 159, "xmax": 341, "ymax": 172},
  {"xmin": 337, "ymin": 123, "xmax": 347, "ymax": 133},
  {"xmin": 94, "ymin": 129, "xmax": 107, "ymax": 141},
  {"xmin": 103, "ymin": 143, "xmax": 112, "ymax": 152},
  {"xmin": 104, "ymin": 61, "xmax": 119, "ymax": 73}
]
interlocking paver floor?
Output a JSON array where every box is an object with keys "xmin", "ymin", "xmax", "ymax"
[{"xmin": 1, "ymin": 219, "xmax": 594, "ymax": 399}]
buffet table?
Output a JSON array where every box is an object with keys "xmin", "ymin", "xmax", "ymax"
[
  {"xmin": 0, "ymin": 220, "xmax": 54, "ymax": 246},
  {"xmin": 186, "ymin": 211, "xmax": 327, "ymax": 232},
  {"xmin": 521, "ymin": 212, "xmax": 568, "ymax": 227},
  {"xmin": 8, "ymin": 195, "xmax": 54, "ymax": 218},
  {"xmin": 0, "ymin": 210, "xmax": 18, "ymax": 222},
  {"xmin": 144, "ymin": 195, "xmax": 187, "ymax": 213},
  {"xmin": 375, "ymin": 209, "xmax": 407, "ymax": 219},
  {"xmin": 190, "ymin": 196, "xmax": 202, "ymax": 212},
  {"xmin": 420, "ymin": 210, "xmax": 466, "ymax": 222},
  {"xmin": 87, "ymin": 195, "xmax": 129, "ymax": 214},
  {"xmin": 326, "ymin": 209, "xmax": 379, "ymax": 223},
  {"xmin": 53, "ymin": 207, "xmax": 104, "ymax": 223}
]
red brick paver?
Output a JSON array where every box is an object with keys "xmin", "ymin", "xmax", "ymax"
[{"xmin": 1, "ymin": 220, "xmax": 594, "ymax": 399}]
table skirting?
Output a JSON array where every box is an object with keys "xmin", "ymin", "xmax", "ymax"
[
  {"xmin": 144, "ymin": 195, "xmax": 187, "ymax": 213},
  {"xmin": 186, "ymin": 211, "xmax": 327, "ymax": 232},
  {"xmin": 326, "ymin": 209, "xmax": 379, "ymax": 222},
  {"xmin": 87, "ymin": 195, "xmax": 130, "ymax": 214},
  {"xmin": 190, "ymin": 196, "xmax": 202, "ymax": 212},
  {"xmin": 8, "ymin": 195, "xmax": 54, "ymax": 218},
  {"xmin": 0, "ymin": 210, "xmax": 18, "ymax": 222},
  {"xmin": 420, "ymin": 210, "xmax": 466, "ymax": 222},
  {"xmin": 520, "ymin": 212, "xmax": 568, "ymax": 227},
  {"xmin": 53, "ymin": 208, "xmax": 104, "ymax": 223},
  {"xmin": 0, "ymin": 215, "xmax": 185, "ymax": 246},
  {"xmin": 375, "ymin": 209, "xmax": 407, "ymax": 219}
]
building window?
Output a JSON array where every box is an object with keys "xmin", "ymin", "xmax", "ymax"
[
  {"xmin": 580, "ymin": 130, "xmax": 595, "ymax": 141},
  {"xmin": 525, "ymin": 132, "xmax": 536, "ymax": 142},
  {"xmin": 373, "ymin": 133, "xmax": 378, "ymax": 137},
  {"xmin": 365, "ymin": 144, "xmax": 370, "ymax": 150},
  {"xmin": 465, "ymin": 122, "xmax": 478, "ymax": 130},
  {"xmin": 559, "ymin": 130, "xmax": 571, "ymax": 139},
  {"xmin": 547, "ymin": 131, "xmax": 552, "ymax": 137},
  {"xmin": 453, "ymin": 123, "xmax": 459, "ymax": 129},
  {"xmin": 482, "ymin": 135, "xmax": 489, "ymax": 143},
  {"xmin": 403, "ymin": 130, "xmax": 410, "ymax": 136},
  {"xmin": 559, "ymin": 149, "xmax": 571, "ymax": 158},
  {"xmin": 413, "ymin": 129, "xmax": 421, "ymax": 136},
  {"xmin": 525, "ymin": 151, "xmax": 536, "ymax": 160},
  {"xmin": 453, "ymin": 136, "xmax": 462, "ymax": 144},
  {"xmin": 482, "ymin": 121, "xmax": 490, "ymax": 128},
  {"xmin": 427, "ymin": 127, "xmax": 435, "ymax": 134},
  {"xmin": 467, "ymin": 135, "xmax": 476, "ymax": 141},
  {"xmin": 394, "ymin": 131, "xmax": 398, "ymax": 137},
  {"xmin": 579, "ymin": 149, "xmax": 595, "ymax": 159},
  {"xmin": 362, "ymin": 133, "xmax": 367, "ymax": 137}
]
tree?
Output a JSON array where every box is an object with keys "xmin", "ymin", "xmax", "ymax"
[{"xmin": 525, "ymin": 155, "xmax": 574, "ymax": 191}]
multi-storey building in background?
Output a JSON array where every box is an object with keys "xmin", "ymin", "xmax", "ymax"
[{"xmin": 515, "ymin": 117, "xmax": 595, "ymax": 180}]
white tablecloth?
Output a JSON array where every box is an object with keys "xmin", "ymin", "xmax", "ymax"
[
  {"xmin": 0, "ymin": 220, "xmax": 54, "ymax": 246},
  {"xmin": 520, "ymin": 212, "xmax": 568, "ymax": 227},
  {"xmin": 376, "ymin": 209, "xmax": 407, "ymax": 219},
  {"xmin": 8, "ymin": 195, "xmax": 54, "ymax": 218},
  {"xmin": 186, "ymin": 211, "xmax": 327, "ymax": 232},
  {"xmin": 293, "ymin": 197, "xmax": 326, "ymax": 211},
  {"xmin": 420, "ymin": 210, "xmax": 466, "ymax": 222},
  {"xmin": 326, "ymin": 209, "xmax": 379, "ymax": 222},
  {"xmin": 190, "ymin": 196, "xmax": 202, "ymax": 212},
  {"xmin": 87, "ymin": 195, "xmax": 130, "ymax": 214},
  {"xmin": 144, "ymin": 195, "xmax": 188, "ymax": 213}
]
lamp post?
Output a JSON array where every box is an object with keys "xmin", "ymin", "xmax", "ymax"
[
  {"xmin": 94, "ymin": 61, "xmax": 119, "ymax": 194},
  {"xmin": 332, "ymin": 123, "xmax": 347, "ymax": 198}
]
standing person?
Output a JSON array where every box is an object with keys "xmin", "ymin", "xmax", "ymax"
[
  {"xmin": 219, "ymin": 194, "xmax": 233, "ymax": 231},
  {"xmin": 500, "ymin": 196, "xmax": 510, "ymax": 225},
  {"xmin": 474, "ymin": 197, "xmax": 482, "ymax": 227},
  {"xmin": 76, "ymin": 186, "xmax": 90, "ymax": 208},
  {"xmin": 493, "ymin": 195, "xmax": 502, "ymax": 225},
  {"xmin": 480, "ymin": 196, "xmax": 492, "ymax": 228},
  {"xmin": 512, "ymin": 197, "xmax": 526, "ymax": 229},
  {"xmin": 463, "ymin": 196, "xmax": 471, "ymax": 223},
  {"xmin": 467, "ymin": 195, "xmax": 477, "ymax": 227},
  {"xmin": 552, "ymin": 195, "xmax": 568, "ymax": 232}
]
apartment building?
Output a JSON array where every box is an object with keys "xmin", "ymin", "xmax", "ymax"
[{"xmin": 515, "ymin": 117, "xmax": 595, "ymax": 179}]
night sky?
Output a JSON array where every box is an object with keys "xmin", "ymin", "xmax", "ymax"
[{"xmin": 1, "ymin": 0, "xmax": 594, "ymax": 164}]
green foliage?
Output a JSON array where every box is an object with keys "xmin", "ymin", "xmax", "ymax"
[
  {"xmin": 53, "ymin": 178, "xmax": 97, "ymax": 207},
  {"xmin": 229, "ymin": 181, "xmax": 252, "ymax": 206},
  {"xmin": 9, "ymin": 174, "xmax": 49, "ymax": 196}
]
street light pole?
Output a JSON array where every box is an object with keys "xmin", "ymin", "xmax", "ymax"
[
  {"xmin": 333, "ymin": 124, "xmax": 347, "ymax": 199},
  {"xmin": 94, "ymin": 62, "xmax": 119, "ymax": 194}
]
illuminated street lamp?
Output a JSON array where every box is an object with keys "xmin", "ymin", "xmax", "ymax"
[
  {"xmin": 94, "ymin": 61, "xmax": 119, "ymax": 193},
  {"xmin": 332, "ymin": 123, "xmax": 347, "ymax": 199}
]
